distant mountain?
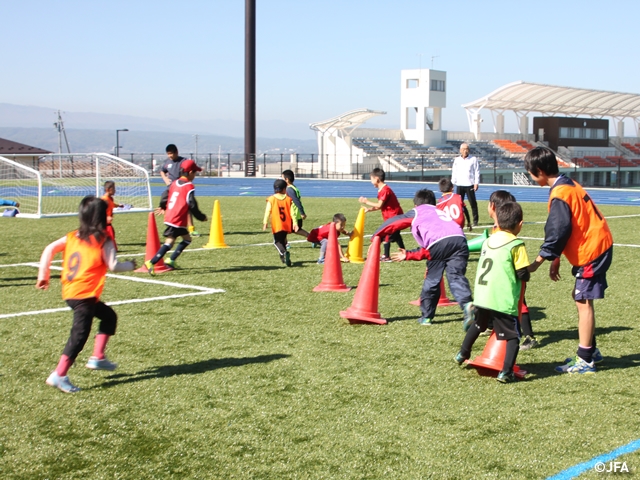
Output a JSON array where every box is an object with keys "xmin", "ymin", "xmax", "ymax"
[
  {"xmin": 0, "ymin": 102, "xmax": 317, "ymax": 142},
  {"xmin": 0, "ymin": 127, "xmax": 318, "ymax": 155}
]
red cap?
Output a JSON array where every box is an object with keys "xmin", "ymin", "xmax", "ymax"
[{"xmin": 181, "ymin": 159, "xmax": 202, "ymax": 173}]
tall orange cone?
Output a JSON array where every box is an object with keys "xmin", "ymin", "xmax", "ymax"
[
  {"xmin": 466, "ymin": 332, "xmax": 527, "ymax": 379},
  {"xmin": 314, "ymin": 222, "xmax": 351, "ymax": 292},
  {"xmin": 346, "ymin": 207, "xmax": 366, "ymax": 263},
  {"xmin": 135, "ymin": 212, "xmax": 173, "ymax": 274},
  {"xmin": 203, "ymin": 199, "xmax": 229, "ymax": 248},
  {"xmin": 409, "ymin": 278, "xmax": 457, "ymax": 307},
  {"xmin": 340, "ymin": 235, "xmax": 386, "ymax": 325}
]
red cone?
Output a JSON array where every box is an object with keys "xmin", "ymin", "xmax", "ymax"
[
  {"xmin": 339, "ymin": 235, "xmax": 386, "ymax": 325},
  {"xmin": 313, "ymin": 222, "xmax": 351, "ymax": 292},
  {"xmin": 134, "ymin": 212, "xmax": 173, "ymax": 274},
  {"xmin": 409, "ymin": 277, "xmax": 457, "ymax": 307},
  {"xmin": 466, "ymin": 331, "xmax": 527, "ymax": 379}
]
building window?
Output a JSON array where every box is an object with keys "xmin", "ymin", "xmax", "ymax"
[
  {"xmin": 407, "ymin": 79, "xmax": 419, "ymax": 89},
  {"xmin": 430, "ymin": 79, "xmax": 445, "ymax": 92},
  {"xmin": 560, "ymin": 127, "xmax": 569, "ymax": 138},
  {"xmin": 559, "ymin": 127, "xmax": 607, "ymax": 140}
]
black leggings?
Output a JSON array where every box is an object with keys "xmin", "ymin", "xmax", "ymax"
[{"xmin": 63, "ymin": 298, "xmax": 117, "ymax": 360}]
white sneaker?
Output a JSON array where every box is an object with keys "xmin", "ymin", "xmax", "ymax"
[
  {"xmin": 86, "ymin": 356, "xmax": 118, "ymax": 371},
  {"xmin": 46, "ymin": 371, "xmax": 80, "ymax": 393}
]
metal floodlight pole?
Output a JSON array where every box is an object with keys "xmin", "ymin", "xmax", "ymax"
[
  {"xmin": 244, "ymin": 0, "xmax": 256, "ymax": 177},
  {"xmin": 116, "ymin": 129, "xmax": 129, "ymax": 158}
]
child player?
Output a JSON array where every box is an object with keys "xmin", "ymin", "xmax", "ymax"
[
  {"xmin": 373, "ymin": 189, "xmax": 474, "ymax": 327},
  {"xmin": 145, "ymin": 159, "xmax": 207, "ymax": 273},
  {"xmin": 359, "ymin": 168, "xmax": 405, "ymax": 261},
  {"xmin": 455, "ymin": 201, "xmax": 530, "ymax": 383},
  {"xmin": 161, "ymin": 144, "xmax": 199, "ymax": 236},
  {"xmin": 263, "ymin": 179, "xmax": 298, "ymax": 266},
  {"xmin": 282, "ymin": 169, "xmax": 309, "ymax": 238},
  {"xmin": 37, "ymin": 196, "xmax": 136, "ymax": 393},
  {"xmin": 526, "ymin": 147, "xmax": 612, "ymax": 374},
  {"xmin": 306, "ymin": 213, "xmax": 351, "ymax": 264},
  {"xmin": 487, "ymin": 190, "xmax": 538, "ymax": 350},
  {"xmin": 437, "ymin": 178, "xmax": 472, "ymax": 231},
  {"xmin": 102, "ymin": 181, "xmax": 123, "ymax": 250}
]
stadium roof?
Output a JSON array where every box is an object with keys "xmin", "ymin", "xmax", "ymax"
[
  {"xmin": 462, "ymin": 81, "xmax": 640, "ymax": 119},
  {"xmin": 310, "ymin": 108, "xmax": 386, "ymax": 135}
]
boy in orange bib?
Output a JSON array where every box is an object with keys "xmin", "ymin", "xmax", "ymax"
[{"xmin": 263, "ymin": 179, "xmax": 298, "ymax": 266}]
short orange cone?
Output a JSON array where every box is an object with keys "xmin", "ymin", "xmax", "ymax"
[
  {"xmin": 346, "ymin": 207, "xmax": 366, "ymax": 263},
  {"xmin": 340, "ymin": 235, "xmax": 386, "ymax": 325},
  {"xmin": 409, "ymin": 278, "xmax": 457, "ymax": 307},
  {"xmin": 466, "ymin": 286, "xmax": 527, "ymax": 379},
  {"xmin": 204, "ymin": 199, "xmax": 229, "ymax": 248},
  {"xmin": 135, "ymin": 212, "xmax": 173, "ymax": 274},
  {"xmin": 313, "ymin": 222, "xmax": 351, "ymax": 292},
  {"xmin": 466, "ymin": 331, "xmax": 527, "ymax": 379}
]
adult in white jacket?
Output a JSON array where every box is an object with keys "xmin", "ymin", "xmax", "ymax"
[{"xmin": 451, "ymin": 143, "xmax": 479, "ymax": 225}]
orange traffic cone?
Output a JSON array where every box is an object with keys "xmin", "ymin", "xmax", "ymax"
[
  {"xmin": 346, "ymin": 207, "xmax": 366, "ymax": 263},
  {"xmin": 339, "ymin": 235, "xmax": 386, "ymax": 325},
  {"xmin": 409, "ymin": 278, "xmax": 457, "ymax": 307},
  {"xmin": 466, "ymin": 331, "xmax": 527, "ymax": 379},
  {"xmin": 203, "ymin": 199, "xmax": 229, "ymax": 248},
  {"xmin": 134, "ymin": 212, "xmax": 173, "ymax": 274},
  {"xmin": 314, "ymin": 222, "xmax": 351, "ymax": 292}
]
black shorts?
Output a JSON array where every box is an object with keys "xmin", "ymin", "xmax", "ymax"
[
  {"xmin": 163, "ymin": 226, "xmax": 189, "ymax": 239},
  {"xmin": 475, "ymin": 307, "xmax": 520, "ymax": 341},
  {"xmin": 297, "ymin": 219, "xmax": 303, "ymax": 229}
]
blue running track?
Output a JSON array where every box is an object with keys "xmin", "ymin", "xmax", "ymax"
[{"xmin": 153, "ymin": 178, "xmax": 640, "ymax": 207}]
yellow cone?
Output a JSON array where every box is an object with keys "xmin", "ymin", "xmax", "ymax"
[
  {"xmin": 204, "ymin": 199, "xmax": 229, "ymax": 248},
  {"xmin": 346, "ymin": 207, "xmax": 366, "ymax": 263}
]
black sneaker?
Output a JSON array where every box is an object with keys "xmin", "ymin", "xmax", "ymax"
[
  {"xmin": 519, "ymin": 335, "xmax": 538, "ymax": 351},
  {"xmin": 497, "ymin": 371, "xmax": 516, "ymax": 383},
  {"xmin": 285, "ymin": 251, "xmax": 292, "ymax": 267}
]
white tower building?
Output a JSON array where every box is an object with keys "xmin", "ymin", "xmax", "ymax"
[{"xmin": 400, "ymin": 69, "xmax": 446, "ymax": 146}]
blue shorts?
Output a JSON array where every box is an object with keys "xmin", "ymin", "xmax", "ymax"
[{"xmin": 571, "ymin": 247, "xmax": 612, "ymax": 300}]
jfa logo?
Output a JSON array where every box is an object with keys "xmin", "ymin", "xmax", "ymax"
[{"xmin": 594, "ymin": 461, "xmax": 629, "ymax": 473}]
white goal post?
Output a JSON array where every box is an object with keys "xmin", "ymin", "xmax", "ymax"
[{"xmin": 0, "ymin": 153, "xmax": 152, "ymax": 218}]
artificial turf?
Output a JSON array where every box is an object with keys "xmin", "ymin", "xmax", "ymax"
[{"xmin": 1, "ymin": 196, "xmax": 639, "ymax": 479}]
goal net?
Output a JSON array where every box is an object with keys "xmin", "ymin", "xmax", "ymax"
[{"xmin": 0, "ymin": 153, "xmax": 152, "ymax": 218}]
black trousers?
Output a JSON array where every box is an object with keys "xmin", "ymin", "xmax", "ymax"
[
  {"xmin": 63, "ymin": 298, "xmax": 117, "ymax": 360},
  {"xmin": 456, "ymin": 185, "xmax": 479, "ymax": 225},
  {"xmin": 419, "ymin": 236, "xmax": 472, "ymax": 319}
]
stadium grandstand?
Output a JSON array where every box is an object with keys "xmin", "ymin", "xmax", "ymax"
[{"xmin": 309, "ymin": 71, "xmax": 640, "ymax": 187}]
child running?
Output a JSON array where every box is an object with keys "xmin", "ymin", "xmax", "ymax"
[
  {"xmin": 145, "ymin": 159, "xmax": 207, "ymax": 273},
  {"xmin": 282, "ymin": 169, "xmax": 309, "ymax": 238},
  {"xmin": 263, "ymin": 179, "xmax": 298, "ymax": 266},
  {"xmin": 525, "ymin": 147, "xmax": 613, "ymax": 374},
  {"xmin": 437, "ymin": 178, "xmax": 472, "ymax": 231},
  {"xmin": 306, "ymin": 213, "xmax": 351, "ymax": 264},
  {"xmin": 359, "ymin": 168, "xmax": 405, "ymax": 261},
  {"xmin": 373, "ymin": 188, "xmax": 474, "ymax": 326},
  {"xmin": 101, "ymin": 180, "xmax": 123, "ymax": 250},
  {"xmin": 36, "ymin": 196, "xmax": 136, "ymax": 393},
  {"xmin": 454, "ymin": 201, "xmax": 530, "ymax": 383},
  {"xmin": 487, "ymin": 190, "xmax": 538, "ymax": 350}
]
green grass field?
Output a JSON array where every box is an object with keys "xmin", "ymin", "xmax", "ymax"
[{"xmin": 1, "ymin": 196, "xmax": 639, "ymax": 479}]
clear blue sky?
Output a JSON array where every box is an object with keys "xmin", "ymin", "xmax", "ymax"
[{"xmin": 2, "ymin": 0, "xmax": 638, "ymax": 134}]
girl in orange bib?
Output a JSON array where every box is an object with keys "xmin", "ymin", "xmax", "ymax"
[{"xmin": 37, "ymin": 196, "xmax": 136, "ymax": 393}]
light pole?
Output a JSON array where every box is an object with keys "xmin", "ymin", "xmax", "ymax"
[{"xmin": 116, "ymin": 129, "xmax": 129, "ymax": 157}]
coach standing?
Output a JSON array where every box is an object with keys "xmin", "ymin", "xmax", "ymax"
[{"xmin": 451, "ymin": 143, "xmax": 480, "ymax": 226}]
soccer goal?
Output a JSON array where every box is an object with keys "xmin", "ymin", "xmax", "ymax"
[{"xmin": 0, "ymin": 153, "xmax": 152, "ymax": 218}]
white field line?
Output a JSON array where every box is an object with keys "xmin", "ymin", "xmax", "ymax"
[{"xmin": 0, "ymin": 264, "xmax": 223, "ymax": 319}]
